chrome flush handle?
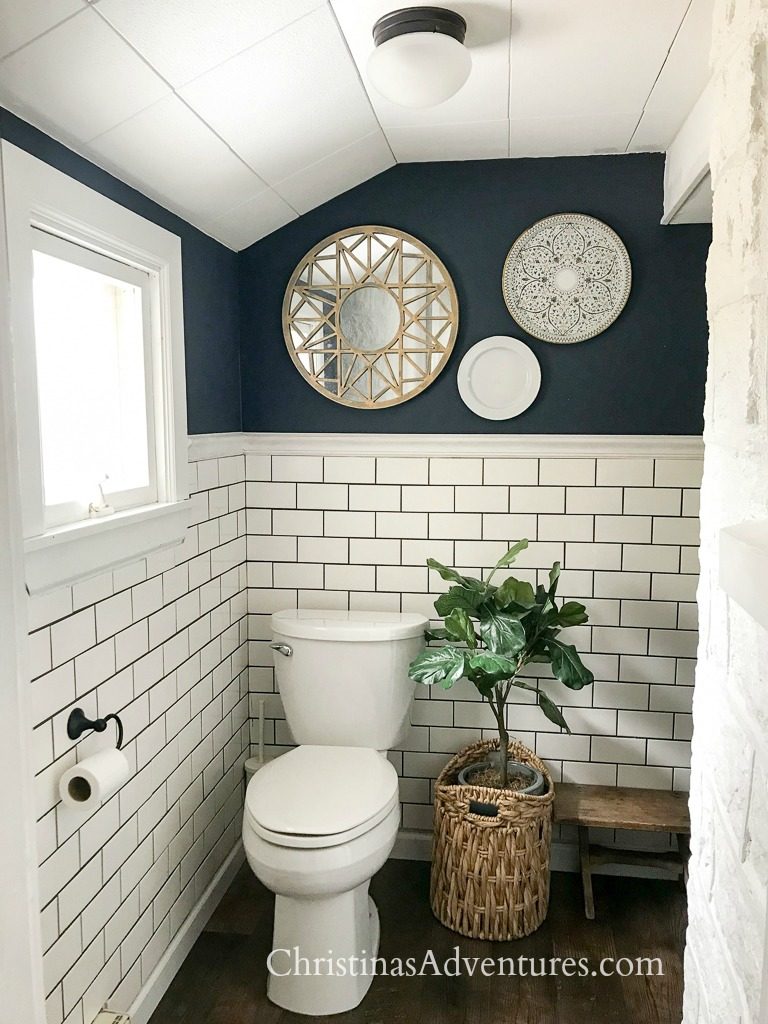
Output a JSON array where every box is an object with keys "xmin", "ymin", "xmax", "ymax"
[{"xmin": 270, "ymin": 643, "xmax": 293, "ymax": 657}]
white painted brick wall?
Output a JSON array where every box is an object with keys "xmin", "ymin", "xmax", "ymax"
[{"xmin": 683, "ymin": 2, "xmax": 768, "ymax": 1022}]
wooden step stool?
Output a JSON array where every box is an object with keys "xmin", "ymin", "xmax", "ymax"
[{"xmin": 554, "ymin": 783, "xmax": 691, "ymax": 919}]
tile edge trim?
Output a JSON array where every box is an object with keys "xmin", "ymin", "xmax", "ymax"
[{"xmin": 188, "ymin": 432, "xmax": 705, "ymax": 462}]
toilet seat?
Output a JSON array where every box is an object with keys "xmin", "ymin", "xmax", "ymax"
[
  {"xmin": 245, "ymin": 791, "xmax": 400, "ymax": 849},
  {"xmin": 245, "ymin": 745, "xmax": 399, "ymax": 850}
]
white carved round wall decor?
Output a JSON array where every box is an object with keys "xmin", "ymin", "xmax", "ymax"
[{"xmin": 501, "ymin": 213, "xmax": 632, "ymax": 344}]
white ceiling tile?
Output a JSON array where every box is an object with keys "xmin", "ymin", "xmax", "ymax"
[
  {"xmin": 509, "ymin": 0, "xmax": 690, "ymax": 121},
  {"xmin": 630, "ymin": 0, "xmax": 715, "ymax": 151},
  {"xmin": 331, "ymin": 0, "xmax": 512, "ymax": 127},
  {"xmin": 87, "ymin": 94, "xmax": 267, "ymax": 222},
  {"xmin": 0, "ymin": 8, "xmax": 169, "ymax": 143},
  {"xmin": 202, "ymin": 189, "xmax": 297, "ymax": 250},
  {"xmin": 276, "ymin": 130, "xmax": 393, "ymax": 214},
  {"xmin": 508, "ymin": 113, "xmax": 642, "ymax": 158},
  {"xmin": 95, "ymin": 0, "xmax": 325, "ymax": 88},
  {"xmin": 386, "ymin": 120, "xmax": 510, "ymax": 162},
  {"xmin": 0, "ymin": 0, "xmax": 83, "ymax": 59},
  {"xmin": 179, "ymin": 7, "xmax": 379, "ymax": 183}
]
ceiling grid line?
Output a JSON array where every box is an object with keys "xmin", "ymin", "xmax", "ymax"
[
  {"xmin": 0, "ymin": 6, "xmax": 87, "ymax": 64},
  {"xmin": 88, "ymin": 1, "xmax": 280, "ymax": 180},
  {"xmin": 327, "ymin": 0, "xmax": 397, "ymax": 165},
  {"xmin": 625, "ymin": 0, "xmax": 696, "ymax": 152},
  {"xmin": 87, "ymin": 0, "xmax": 333, "ymax": 239}
]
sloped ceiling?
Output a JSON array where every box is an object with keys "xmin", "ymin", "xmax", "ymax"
[{"xmin": 0, "ymin": 0, "xmax": 713, "ymax": 251}]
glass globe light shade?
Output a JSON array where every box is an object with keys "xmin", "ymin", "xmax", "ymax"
[{"xmin": 367, "ymin": 31, "xmax": 472, "ymax": 108}]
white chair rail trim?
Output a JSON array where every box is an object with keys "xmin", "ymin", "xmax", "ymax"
[{"xmin": 188, "ymin": 432, "xmax": 704, "ymax": 462}]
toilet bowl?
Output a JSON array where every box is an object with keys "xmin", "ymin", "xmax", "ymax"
[
  {"xmin": 242, "ymin": 609, "xmax": 428, "ymax": 1016},
  {"xmin": 243, "ymin": 745, "xmax": 401, "ymax": 1015}
]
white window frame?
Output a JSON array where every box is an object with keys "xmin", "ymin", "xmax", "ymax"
[
  {"xmin": 31, "ymin": 228, "xmax": 160, "ymax": 527},
  {"xmin": 2, "ymin": 142, "xmax": 190, "ymax": 593},
  {"xmin": 0, "ymin": 139, "xmax": 47, "ymax": 1024}
]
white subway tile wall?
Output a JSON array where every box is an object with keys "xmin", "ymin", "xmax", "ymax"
[
  {"xmin": 27, "ymin": 442, "xmax": 701, "ymax": 1021},
  {"xmin": 244, "ymin": 449, "xmax": 701, "ymax": 835},
  {"xmin": 28, "ymin": 457, "xmax": 249, "ymax": 1024}
]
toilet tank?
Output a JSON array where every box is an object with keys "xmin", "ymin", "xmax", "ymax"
[{"xmin": 271, "ymin": 609, "xmax": 428, "ymax": 749}]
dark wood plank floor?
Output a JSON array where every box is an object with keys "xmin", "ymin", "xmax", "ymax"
[{"xmin": 150, "ymin": 861, "xmax": 686, "ymax": 1024}]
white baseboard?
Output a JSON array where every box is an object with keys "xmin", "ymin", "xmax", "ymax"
[
  {"xmin": 391, "ymin": 829, "xmax": 680, "ymax": 880},
  {"xmin": 121, "ymin": 840, "xmax": 246, "ymax": 1024},
  {"xmin": 391, "ymin": 829, "xmax": 432, "ymax": 861}
]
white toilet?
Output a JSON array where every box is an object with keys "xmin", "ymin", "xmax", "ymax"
[{"xmin": 242, "ymin": 608, "xmax": 428, "ymax": 1016}]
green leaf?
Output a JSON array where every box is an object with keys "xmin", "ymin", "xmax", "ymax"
[
  {"xmin": 473, "ymin": 675, "xmax": 497, "ymax": 698},
  {"xmin": 557, "ymin": 601, "xmax": 589, "ymax": 627},
  {"xmin": 493, "ymin": 539, "xmax": 529, "ymax": 570},
  {"xmin": 467, "ymin": 651, "xmax": 518, "ymax": 680},
  {"xmin": 424, "ymin": 628, "xmax": 450, "ymax": 641},
  {"xmin": 478, "ymin": 609, "xmax": 526, "ymax": 657},
  {"xmin": 434, "ymin": 587, "xmax": 483, "ymax": 618},
  {"xmin": 545, "ymin": 639, "xmax": 594, "ymax": 690},
  {"xmin": 537, "ymin": 691, "xmax": 571, "ymax": 732},
  {"xmin": 408, "ymin": 647, "xmax": 467, "ymax": 688},
  {"xmin": 548, "ymin": 561, "xmax": 561, "ymax": 594},
  {"xmin": 524, "ymin": 633, "xmax": 555, "ymax": 664},
  {"xmin": 427, "ymin": 559, "xmax": 483, "ymax": 591},
  {"xmin": 495, "ymin": 576, "xmax": 536, "ymax": 611},
  {"xmin": 444, "ymin": 608, "xmax": 477, "ymax": 648}
]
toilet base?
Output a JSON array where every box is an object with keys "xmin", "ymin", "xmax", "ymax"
[{"xmin": 267, "ymin": 884, "xmax": 380, "ymax": 1016}]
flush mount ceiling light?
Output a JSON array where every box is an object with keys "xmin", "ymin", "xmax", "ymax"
[{"xmin": 367, "ymin": 7, "xmax": 471, "ymax": 109}]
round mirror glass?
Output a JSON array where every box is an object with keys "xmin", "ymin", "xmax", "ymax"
[{"xmin": 338, "ymin": 285, "xmax": 401, "ymax": 352}]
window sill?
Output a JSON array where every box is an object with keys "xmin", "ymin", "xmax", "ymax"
[
  {"xmin": 24, "ymin": 500, "xmax": 191, "ymax": 594},
  {"xmin": 720, "ymin": 521, "xmax": 768, "ymax": 631}
]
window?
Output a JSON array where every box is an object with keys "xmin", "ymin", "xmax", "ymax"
[
  {"xmin": 2, "ymin": 141, "xmax": 189, "ymax": 592},
  {"xmin": 31, "ymin": 230, "xmax": 156, "ymax": 527}
]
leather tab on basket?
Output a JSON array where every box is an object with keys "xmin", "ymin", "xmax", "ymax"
[{"xmin": 468, "ymin": 799, "xmax": 499, "ymax": 817}]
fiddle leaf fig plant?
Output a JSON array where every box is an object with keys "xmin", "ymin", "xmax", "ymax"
[{"xmin": 408, "ymin": 539, "xmax": 594, "ymax": 789}]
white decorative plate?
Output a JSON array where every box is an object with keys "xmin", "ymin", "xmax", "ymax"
[
  {"xmin": 502, "ymin": 213, "xmax": 631, "ymax": 344},
  {"xmin": 457, "ymin": 336, "xmax": 541, "ymax": 420}
]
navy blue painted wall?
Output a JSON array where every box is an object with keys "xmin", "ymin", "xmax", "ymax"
[
  {"xmin": 0, "ymin": 108, "xmax": 241, "ymax": 435},
  {"xmin": 1, "ymin": 112, "xmax": 709, "ymax": 436},
  {"xmin": 239, "ymin": 155, "xmax": 710, "ymax": 434}
]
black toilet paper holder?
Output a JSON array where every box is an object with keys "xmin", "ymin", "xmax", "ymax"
[{"xmin": 67, "ymin": 708, "xmax": 124, "ymax": 750}]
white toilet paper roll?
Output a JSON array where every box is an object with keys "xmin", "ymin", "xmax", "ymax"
[{"xmin": 59, "ymin": 748, "xmax": 130, "ymax": 811}]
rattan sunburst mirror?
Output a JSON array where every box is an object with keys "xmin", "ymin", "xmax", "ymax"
[{"xmin": 282, "ymin": 226, "xmax": 459, "ymax": 408}]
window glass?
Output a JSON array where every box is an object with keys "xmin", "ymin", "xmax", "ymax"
[{"xmin": 31, "ymin": 236, "xmax": 154, "ymax": 523}]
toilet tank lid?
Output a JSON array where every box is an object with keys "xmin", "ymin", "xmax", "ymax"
[{"xmin": 272, "ymin": 608, "xmax": 428, "ymax": 641}]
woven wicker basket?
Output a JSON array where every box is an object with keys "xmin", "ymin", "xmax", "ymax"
[{"xmin": 430, "ymin": 738, "xmax": 555, "ymax": 941}]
